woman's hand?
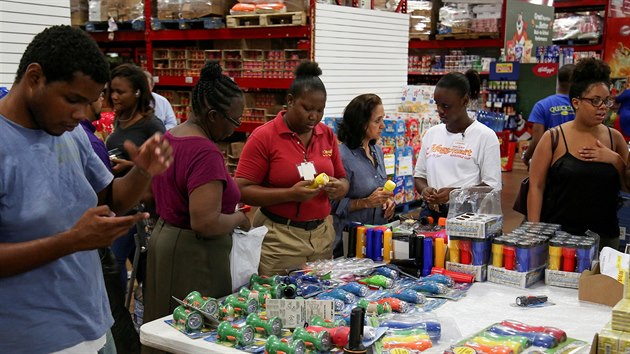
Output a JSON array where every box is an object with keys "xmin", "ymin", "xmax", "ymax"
[
  {"xmin": 110, "ymin": 158, "xmax": 134, "ymax": 174},
  {"xmin": 323, "ymin": 177, "xmax": 349, "ymax": 201},
  {"xmin": 383, "ymin": 199, "xmax": 396, "ymax": 219},
  {"xmin": 434, "ymin": 187, "xmax": 456, "ymax": 205},
  {"xmin": 579, "ymin": 140, "xmax": 620, "ymax": 165},
  {"xmin": 236, "ymin": 211, "xmax": 251, "ymax": 231},
  {"xmin": 290, "ymin": 180, "xmax": 323, "ymax": 202},
  {"xmin": 362, "ymin": 187, "xmax": 393, "ymax": 209}
]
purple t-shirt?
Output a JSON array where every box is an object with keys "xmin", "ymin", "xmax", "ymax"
[{"xmin": 152, "ymin": 132, "xmax": 240, "ymax": 229}]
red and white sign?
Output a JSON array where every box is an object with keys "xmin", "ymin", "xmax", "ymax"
[{"xmin": 532, "ymin": 63, "xmax": 558, "ymax": 78}]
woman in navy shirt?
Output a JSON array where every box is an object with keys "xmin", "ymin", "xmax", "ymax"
[{"xmin": 331, "ymin": 94, "xmax": 395, "ymax": 257}]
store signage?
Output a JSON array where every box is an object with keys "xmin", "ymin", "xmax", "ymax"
[
  {"xmin": 604, "ymin": 17, "xmax": 630, "ymax": 79},
  {"xmin": 532, "ymin": 63, "xmax": 557, "ymax": 78},
  {"xmin": 496, "ymin": 63, "xmax": 514, "ymax": 74},
  {"xmin": 504, "ymin": 0, "xmax": 554, "ymax": 63}
]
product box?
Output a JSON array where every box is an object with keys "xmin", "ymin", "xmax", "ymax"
[
  {"xmin": 446, "ymin": 213, "xmax": 503, "ymax": 239},
  {"xmin": 446, "ymin": 261, "xmax": 487, "ymax": 282},
  {"xmin": 487, "ymin": 264, "xmax": 545, "ymax": 288},
  {"xmin": 545, "ymin": 269, "xmax": 580, "ymax": 289},
  {"xmin": 393, "ymin": 176, "xmax": 406, "ymax": 205},
  {"xmin": 579, "ymin": 263, "xmax": 623, "ymax": 307},
  {"xmin": 404, "ymin": 176, "xmax": 415, "ymax": 203}
]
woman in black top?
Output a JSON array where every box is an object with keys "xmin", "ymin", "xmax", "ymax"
[
  {"xmin": 106, "ymin": 64, "xmax": 165, "ymax": 176},
  {"xmin": 105, "ymin": 64, "xmax": 165, "ymax": 290},
  {"xmin": 528, "ymin": 58, "xmax": 628, "ymax": 250}
]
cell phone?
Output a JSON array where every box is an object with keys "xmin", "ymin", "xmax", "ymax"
[{"xmin": 108, "ymin": 148, "xmax": 123, "ymax": 160}]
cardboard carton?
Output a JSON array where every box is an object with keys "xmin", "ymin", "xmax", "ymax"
[{"xmin": 579, "ymin": 263, "xmax": 623, "ymax": 307}]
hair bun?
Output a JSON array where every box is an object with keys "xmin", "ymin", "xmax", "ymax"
[
  {"xmin": 573, "ymin": 57, "xmax": 610, "ymax": 83},
  {"xmin": 200, "ymin": 61, "xmax": 223, "ymax": 81},
  {"xmin": 295, "ymin": 61, "xmax": 322, "ymax": 78}
]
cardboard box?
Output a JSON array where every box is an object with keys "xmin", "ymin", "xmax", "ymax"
[
  {"xmin": 579, "ymin": 263, "xmax": 623, "ymax": 307},
  {"xmin": 545, "ymin": 269, "xmax": 581, "ymax": 289},
  {"xmin": 446, "ymin": 261, "xmax": 487, "ymax": 282},
  {"xmin": 488, "ymin": 264, "xmax": 545, "ymax": 288},
  {"xmin": 446, "ymin": 213, "xmax": 503, "ymax": 239}
]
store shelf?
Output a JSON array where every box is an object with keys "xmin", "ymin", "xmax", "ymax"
[
  {"xmin": 409, "ymin": 71, "xmax": 489, "ymax": 76},
  {"xmin": 409, "ymin": 38, "xmax": 503, "ymax": 49},
  {"xmin": 553, "ymin": 0, "xmax": 607, "ymax": 9},
  {"xmin": 148, "ymin": 26, "xmax": 310, "ymax": 41},
  {"xmin": 88, "ymin": 31, "xmax": 145, "ymax": 42},
  {"xmin": 155, "ymin": 76, "xmax": 293, "ymax": 89},
  {"xmin": 235, "ymin": 121, "xmax": 266, "ymax": 133},
  {"xmin": 558, "ymin": 43, "xmax": 603, "ymax": 52}
]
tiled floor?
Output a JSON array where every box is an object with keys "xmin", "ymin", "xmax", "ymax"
[{"xmin": 501, "ymin": 159, "xmax": 529, "ymax": 233}]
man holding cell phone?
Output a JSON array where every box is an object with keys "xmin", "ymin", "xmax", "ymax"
[{"xmin": 0, "ymin": 26, "xmax": 172, "ymax": 353}]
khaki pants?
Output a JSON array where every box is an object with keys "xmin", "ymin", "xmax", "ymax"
[{"xmin": 253, "ymin": 209, "xmax": 334, "ymax": 276}]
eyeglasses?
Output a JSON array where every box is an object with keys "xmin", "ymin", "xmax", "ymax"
[
  {"xmin": 578, "ymin": 96, "xmax": 615, "ymax": 108},
  {"xmin": 209, "ymin": 110, "xmax": 242, "ymax": 127}
]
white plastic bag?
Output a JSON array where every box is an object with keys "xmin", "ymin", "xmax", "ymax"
[{"xmin": 230, "ymin": 226, "xmax": 267, "ymax": 291}]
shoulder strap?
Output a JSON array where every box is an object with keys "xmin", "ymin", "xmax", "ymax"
[
  {"xmin": 550, "ymin": 127, "xmax": 560, "ymax": 154},
  {"xmin": 607, "ymin": 126, "xmax": 614, "ymax": 149}
]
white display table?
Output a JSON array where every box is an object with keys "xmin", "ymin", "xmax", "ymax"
[{"xmin": 140, "ymin": 281, "xmax": 611, "ymax": 353}]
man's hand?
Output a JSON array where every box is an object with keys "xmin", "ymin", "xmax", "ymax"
[
  {"xmin": 68, "ymin": 205, "xmax": 149, "ymax": 251},
  {"xmin": 124, "ymin": 133, "xmax": 173, "ymax": 177}
]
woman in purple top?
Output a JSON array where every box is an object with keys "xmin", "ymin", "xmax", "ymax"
[{"xmin": 143, "ymin": 62, "xmax": 250, "ymax": 327}]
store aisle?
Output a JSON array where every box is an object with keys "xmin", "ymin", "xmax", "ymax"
[{"xmin": 501, "ymin": 159, "xmax": 528, "ymax": 233}]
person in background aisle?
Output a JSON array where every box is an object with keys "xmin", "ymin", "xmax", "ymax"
[
  {"xmin": 615, "ymin": 81, "xmax": 630, "ymax": 141},
  {"xmin": 521, "ymin": 64, "xmax": 575, "ymax": 167},
  {"xmin": 106, "ymin": 64, "xmax": 166, "ymax": 290},
  {"xmin": 143, "ymin": 62, "xmax": 250, "ymax": 330},
  {"xmin": 413, "ymin": 70, "xmax": 502, "ymax": 221},
  {"xmin": 235, "ymin": 61, "xmax": 349, "ymax": 276},
  {"xmin": 331, "ymin": 94, "xmax": 395, "ymax": 257},
  {"xmin": 82, "ymin": 94, "xmax": 142, "ymax": 354},
  {"xmin": 528, "ymin": 58, "xmax": 628, "ymax": 251},
  {"xmin": 144, "ymin": 70, "xmax": 178, "ymax": 130},
  {"xmin": 0, "ymin": 25, "xmax": 171, "ymax": 354}
]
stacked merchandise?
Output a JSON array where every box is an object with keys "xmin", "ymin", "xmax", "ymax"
[
  {"xmin": 152, "ymin": 48, "xmax": 307, "ymax": 79},
  {"xmin": 444, "ymin": 319, "xmax": 589, "ymax": 354},
  {"xmin": 438, "ymin": 2, "xmax": 501, "ymax": 35},
  {"xmin": 487, "ymin": 222, "xmax": 599, "ymax": 289},
  {"xmin": 157, "ymin": 0, "xmax": 233, "ymax": 20},
  {"xmin": 408, "ymin": 51, "xmax": 492, "ymax": 75},
  {"xmin": 230, "ymin": 0, "xmax": 287, "ymax": 16},
  {"xmin": 610, "ymin": 0, "xmax": 630, "ymax": 17},
  {"xmin": 553, "ymin": 12, "xmax": 603, "ymax": 44},
  {"xmin": 598, "ymin": 273, "xmax": 630, "ymax": 354},
  {"xmin": 88, "ymin": 0, "xmax": 143, "ymax": 22},
  {"xmin": 155, "ymin": 90, "xmax": 191, "ymax": 123},
  {"xmin": 470, "ymin": 4, "xmax": 501, "ymax": 33},
  {"xmin": 166, "ymin": 259, "xmax": 473, "ymax": 353},
  {"xmin": 408, "ymin": 1, "xmax": 433, "ymax": 39}
]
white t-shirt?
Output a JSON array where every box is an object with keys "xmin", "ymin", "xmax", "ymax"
[{"xmin": 413, "ymin": 120, "xmax": 502, "ymax": 190}]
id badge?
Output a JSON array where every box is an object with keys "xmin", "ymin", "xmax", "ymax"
[{"xmin": 297, "ymin": 161, "xmax": 316, "ymax": 181}]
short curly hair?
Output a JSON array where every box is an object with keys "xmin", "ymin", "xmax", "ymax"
[
  {"xmin": 569, "ymin": 58, "xmax": 611, "ymax": 101},
  {"xmin": 15, "ymin": 25, "xmax": 109, "ymax": 85}
]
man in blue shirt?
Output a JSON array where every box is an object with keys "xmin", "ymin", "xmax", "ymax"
[
  {"xmin": 0, "ymin": 26, "xmax": 172, "ymax": 353},
  {"xmin": 522, "ymin": 64, "xmax": 575, "ymax": 166}
]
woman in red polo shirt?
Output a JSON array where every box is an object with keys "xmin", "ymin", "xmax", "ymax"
[{"xmin": 236, "ymin": 61, "xmax": 349, "ymax": 276}]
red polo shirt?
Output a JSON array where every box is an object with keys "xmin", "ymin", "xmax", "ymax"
[{"xmin": 236, "ymin": 111, "xmax": 346, "ymax": 221}]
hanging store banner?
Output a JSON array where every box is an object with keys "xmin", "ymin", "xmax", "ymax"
[
  {"xmin": 604, "ymin": 17, "xmax": 630, "ymax": 80},
  {"xmin": 504, "ymin": 0, "xmax": 554, "ymax": 63}
]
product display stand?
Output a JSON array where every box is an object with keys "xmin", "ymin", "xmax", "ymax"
[{"xmin": 140, "ymin": 282, "xmax": 610, "ymax": 353}]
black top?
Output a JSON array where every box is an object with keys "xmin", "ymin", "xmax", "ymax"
[
  {"xmin": 106, "ymin": 115, "xmax": 165, "ymax": 176},
  {"xmin": 541, "ymin": 126, "xmax": 620, "ymax": 239}
]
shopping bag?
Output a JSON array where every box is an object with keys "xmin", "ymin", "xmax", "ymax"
[
  {"xmin": 230, "ymin": 226, "xmax": 267, "ymax": 292},
  {"xmin": 512, "ymin": 177, "xmax": 529, "ymax": 215}
]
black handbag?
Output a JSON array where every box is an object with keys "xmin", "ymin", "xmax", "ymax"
[
  {"xmin": 512, "ymin": 177, "xmax": 529, "ymax": 215},
  {"xmin": 512, "ymin": 128, "xmax": 559, "ymax": 216}
]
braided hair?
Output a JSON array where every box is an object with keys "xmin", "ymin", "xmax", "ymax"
[{"xmin": 192, "ymin": 61, "xmax": 243, "ymax": 119}]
